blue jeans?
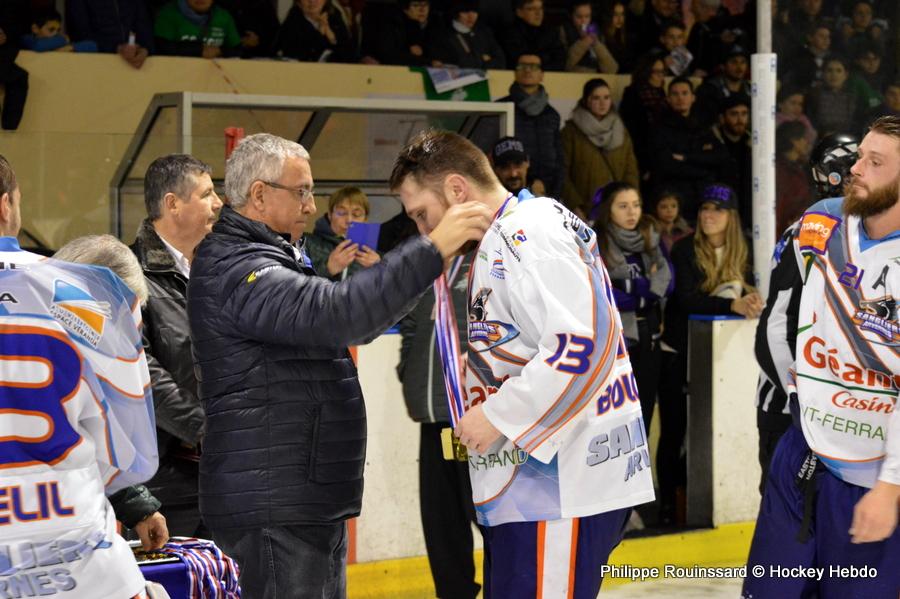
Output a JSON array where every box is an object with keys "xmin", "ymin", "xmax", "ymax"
[{"xmin": 213, "ymin": 522, "xmax": 347, "ymax": 599}]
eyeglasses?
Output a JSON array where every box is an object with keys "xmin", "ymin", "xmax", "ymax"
[
  {"xmin": 262, "ymin": 181, "xmax": 316, "ymax": 205},
  {"xmin": 516, "ymin": 63, "xmax": 542, "ymax": 71}
]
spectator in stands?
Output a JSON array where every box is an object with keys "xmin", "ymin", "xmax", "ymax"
[
  {"xmin": 21, "ymin": 8, "xmax": 98, "ymax": 52},
  {"xmin": 600, "ymin": 0, "xmax": 637, "ymax": 73},
  {"xmin": 863, "ymin": 79, "xmax": 900, "ymax": 125},
  {"xmin": 130, "ymin": 154, "xmax": 221, "ymax": 537},
  {"xmin": 278, "ymin": 0, "xmax": 355, "ymax": 62},
  {"xmin": 774, "ymin": 120, "xmax": 816, "ymax": 235},
  {"xmin": 499, "ymin": 0, "xmax": 565, "ymax": 71},
  {"xmin": 776, "ymin": 86, "xmax": 817, "ymax": 147},
  {"xmin": 497, "ymin": 54, "xmax": 564, "ymax": 198},
  {"xmin": 784, "ymin": 21, "xmax": 831, "ymax": 89},
  {"xmin": 371, "ymin": 0, "xmax": 437, "ymax": 66},
  {"xmin": 807, "ymin": 56, "xmax": 859, "ymax": 135},
  {"xmin": 559, "ymin": 0, "xmax": 618, "ymax": 73},
  {"xmin": 430, "ymin": 0, "xmax": 505, "ymax": 69},
  {"xmin": 66, "ymin": 0, "xmax": 154, "ymax": 68},
  {"xmin": 790, "ymin": 0, "xmax": 829, "ymax": 43},
  {"xmin": 330, "ymin": 0, "xmax": 364, "ymax": 55},
  {"xmin": 659, "ymin": 183, "xmax": 762, "ymax": 524},
  {"xmin": 836, "ymin": 0, "xmax": 883, "ymax": 57},
  {"xmin": 561, "ymin": 78, "xmax": 639, "ymax": 217},
  {"xmin": 218, "ymin": 0, "xmax": 280, "ymax": 57},
  {"xmin": 619, "ymin": 54, "xmax": 668, "ymax": 177},
  {"xmin": 652, "ymin": 189, "xmax": 692, "ymax": 252},
  {"xmin": 711, "ymin": 94, "xmax": 752, "ymax": 229},
  {"xmin": 305, "ymin": 186, "xmax": 380, "ymax": 280},
  {"xmin": 0, "ymin": 1, "xmax": 29, "ymax": 130},
  {"xmin": 650, "ymin": 76, "xmax": 730, "ymax": 220},
  {"xmin": 686, "ymin": 0, "xmax": 729, "ymax": 76},
  {"xmin": 650, "ymin": 19, "xmax": 691, "ymax": 76},
  {"xmin": 397, "ymin": 253, "xmax": 481, "ymax": 599},
  {"xmin": 694, "ymin": 44, "xmax": 751, "ymax": 127},
  {"xmin": 489, "ymin": 136, "xmax": 534, "ymax": 195},
  {"xmin": 635, "ymin": 0, "xmax": 678, "ymax": 54},
  {"xmin": 848, "ymin": 43, "xmax": 886, "ymax": 113},
  {"xmin": 595, "ymin": 181, "xmax": 671, "ymax": 433},
  {"xmin": 154, "ymin": 0, "xmax": 241, "ymax": 58}
]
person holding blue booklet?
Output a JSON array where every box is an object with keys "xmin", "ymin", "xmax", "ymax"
[{"xmin": 304, "ymin": 185, "xmax": 382, "ymax": 280}]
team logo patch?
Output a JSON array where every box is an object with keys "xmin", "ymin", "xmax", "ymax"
[
  {"xmin": 49, "ymin": 280, "xmax": 111, "ymax": 346},
  {"xmin": 512, "ymin": 230, "xmax": 527, "ymax": 246},
  {"xmin": 852, "ymin": 296, "xmax": 900, "ymax": 345},
  {"xmin": 489, "ymin": 253, "xmax": 505, "ymax": 280},
  {"xmin": 798, "ymin": 212, "xmax": 841, "ymax": 256},
  {"xmin": 246, "ymin": 264, "xmax": 283, "ymax": 283},
  {"xmin": 468, "ymin": 287, "xmax": 519, "ymax": 349}
]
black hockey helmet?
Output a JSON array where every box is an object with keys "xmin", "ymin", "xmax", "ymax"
[{"xmin": 810, "ymin": 132, "xmax": 859, "ymax": 199}]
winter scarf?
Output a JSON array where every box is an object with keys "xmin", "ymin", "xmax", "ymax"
[
  {"xmin": 570, "ymin": 104, "xmax": 626, "ymax": 151},
  {"xmin": 509, "ymin": 83, "xmax": 550, "ymax": 117}
]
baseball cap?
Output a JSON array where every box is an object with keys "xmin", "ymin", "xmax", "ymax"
[
  {"xmin": 490, "ymin": 137, "xmax": 529, "ymax": 166},
  {"xmin": 720, "ymin": 92, "xmax": 750, "ymax": 113},
  {"xmin": 726, "ymin": 44, "xmax": 749, "ymax": 60},
  {"xmin": 700, "ymin": 183, "xmax": 738, "ymax": 210}
]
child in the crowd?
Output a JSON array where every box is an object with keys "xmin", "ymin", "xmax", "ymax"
[
  {"xmin": 807, "ymin": 56, "xmax": 859, "ymax": 135},
  {"xmin": 21, "ymin": 8, "xmax": 97, "ymax": 52},
  {"xmin": 652, "ymin": 189, "xmax": 692, "ymax": 253}
]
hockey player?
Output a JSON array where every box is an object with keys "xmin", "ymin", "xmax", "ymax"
[
  {"xmin": 744, "ymin": 117, "xmax": 900, "ymax": 598},
  {"xmin": 755, "ymin": 132, "xmax": 860, "ymax": 493},
  {"xmin": 390, "ymin": 131, "xmax": 654, "ymax": 599},
  {"xmin": 0, "ymin": 155, "xmax": 160, "ymax": 598}
]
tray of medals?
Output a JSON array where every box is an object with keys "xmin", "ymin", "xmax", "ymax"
[{"xmin": 129, "ymin": 540, "xmax": 181, "ymax": 565}]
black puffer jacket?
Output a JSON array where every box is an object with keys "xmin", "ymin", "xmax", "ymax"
[
  {"xmin": 187, "ymin": 206, "xmax": 443, "ymax": 530},
  {"xmin": 130, "ymin": 220, "xmax": 205, "ymax": 509}
]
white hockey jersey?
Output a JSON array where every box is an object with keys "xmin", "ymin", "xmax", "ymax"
[
  {"xmin": 465, "ymin": 194, "xmax": 655, "ymax": 526},
  {"xmin": 791, "ymin": 199, "xmax": 900, "ymax": 488},
  {"xmin": 0, "ymin": 239, "xmax": 157, "ymax": 598}
]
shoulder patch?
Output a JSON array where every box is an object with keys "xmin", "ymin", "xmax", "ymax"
[
  {"xmin": 798, "ymin": 211, "xmax": 842, "ymax": 256},
  {"xmin": 246, "ymin": 264, "xmax": 284, "ymax": 283}
]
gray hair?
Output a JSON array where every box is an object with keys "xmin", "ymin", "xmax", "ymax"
[
  {"xmin": 144, "ymin": 154, "xmax": 212, "ymax": 221},
  {"xmin": 225, "ymin": 133, "xmax": 310, "ymax": 209},
  {"xmin": 54, "ymin": 235, "xmax": 149, "ymax": 304}
]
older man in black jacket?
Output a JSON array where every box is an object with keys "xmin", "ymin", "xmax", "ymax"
[
  {"xmin": 131, "ymin": 154, "xmax": 222, "ymax": 537},
  {"xmin": 187, "ymin": 133, "xmax": 491, "ymax": 599}
]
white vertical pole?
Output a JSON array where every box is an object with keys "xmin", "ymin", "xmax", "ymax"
[{"xmin": 751, "ymin": 53, "xmax": 777, "ymax": 296}]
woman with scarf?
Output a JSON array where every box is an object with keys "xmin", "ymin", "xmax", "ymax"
[
  {"xmin": 657, "ymin": 183, "xmax": 763, "ymax": 524},
  {"xmin": 561, "ymin": 78, "xmax": 639, "ymax": 218},
  {"xmin": 594, "ymin": 182, "xmax": 672, "ymax": 437}
]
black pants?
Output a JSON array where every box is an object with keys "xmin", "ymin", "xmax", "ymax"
[
  {"xmin": 0, "ymin": 46, "xmax": 28, "ymax": 130},
  {"xmin": 420, "ymin": 422, "xmax": 481, "ymax": 599},
  {"xmin": 656, "ymin": 350, "xmax": 688, "ymax": 509},
  {"xmin": 627, "ymin": 320, "xmax": 661, "ymax": 433},
  {"xmin": 757, "ymin": 417, "xmax": 791, "ymax": 495}
]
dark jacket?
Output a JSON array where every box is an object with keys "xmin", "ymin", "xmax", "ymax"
[
  {"xmin": 65, "ymin": 0, "xmax": 155, "ymax": 53},
  {"xmin": 109, "ymin": 484, "xmax": 162, "ymax": 528},
  {"xmin": 430, "ymin": 23, "xmax": 505, "ymax": 69},
  {"xmin": 304, "ymin": 214, "xmax": 366, "ymax": 281},
  {"xmin": 277, "ymin": 5, "xmax": 355, "ymax": 63},
  {"xmin": 130, "ymin": 220, "xmax": 205, "ymax": 510},
  {"xmin": 662, "ymin": 233, "xmax": 754, "ymax": 354},
  {"xmin": 372, "ymin": 10, "xmax": 438, "ymax": 66},
  {"xmin": 618, "ymin": 82, "xmax": 667, "ymax": 173},
  {"xmin": 187, "ymin": 206, "xmax": 443, "ymax": 529},
  {"xmin": 397, "ymin": 254, "xmax": 471, "ymax": 424},
  {"xmin": 499, "ymin": 17, "xmax": 565, "ymax": 71},
  {"xmin": 497, "ymin": 84, "xmax": 564, "ymax": 199},
  {"xmin": 649, "ymin": 108, "xmax": 730, "ymax": 220},
  {"xmin": 711, "ymin": 124, "xmax": 752, "ymax": 229},
  {"xmin": 218, "ymin": 0, "xmax": 280, "ymax": 58}
]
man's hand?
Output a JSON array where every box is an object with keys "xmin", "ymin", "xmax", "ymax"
[
  {"xmin": 0, "ymin": 29, "xmax": 7, "ymax": 46},
  {"xmin": 455, "ymin": 404, "xmax": 503, "ymax": 453},
  {"xmin": 410, "ymin": 44, "xmax": 423, "ymax": 57},
  {"xmin": 427, "ymin": 202, "xmax": 492, "ymax": 259},
  {"xmin": 355, "ymin": 246, "xmax": 381, "ymax": 268},
  {"xmin": 531, "ymin": 179, "xmax": 546, "ymax": 196},
  {"xmin": 134, "ymin": 512, "xmax": 169, "ymax": 551},
  {"xmin": 327, "ymin": 239, "xmax": 358, "ymax": 275},
  {"xmin": 850, "ymin": 481, "xmax": 900, "ymax": 543},
  {"xmin": 242, "ymin": 31, "xmax": 260, "ymax": 48}
]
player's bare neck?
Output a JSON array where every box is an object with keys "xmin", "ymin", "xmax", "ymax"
[{"xmin": 864, "ymin": 199, "xmax": 900, "ymax": 240}]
